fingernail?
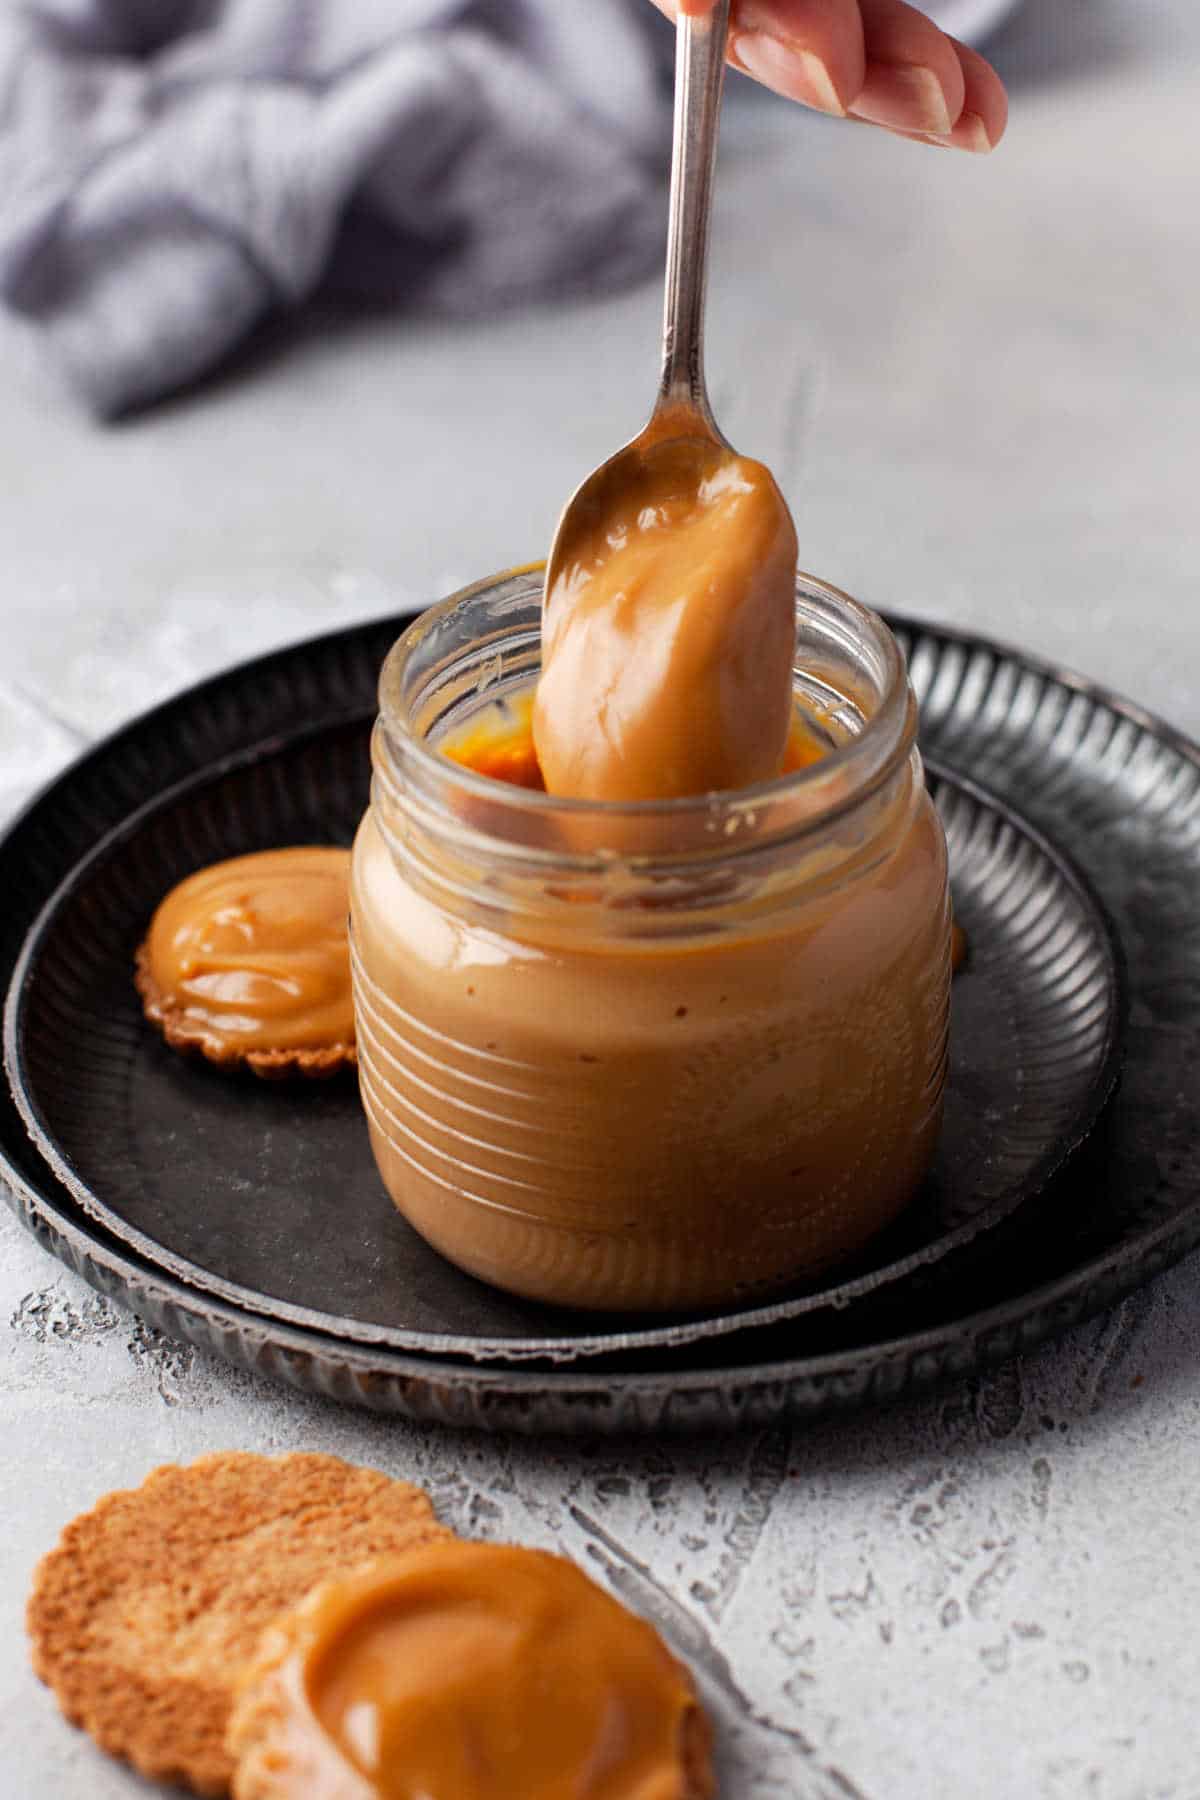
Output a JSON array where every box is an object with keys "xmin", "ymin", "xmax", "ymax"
[
  {"xmin": 732, "ymin": 33, "xmax": 845, "ymax": 116},
  {"xmin": 951, "ymin": 110, "xmax": 994, "ymax": 153},
  {"xmin": 850, "ymin": 63, "xmax": 954, "ymax": 138},
  {"xmin": 887, "ymin": 111, "xmax": 994, "ymax": 154}
]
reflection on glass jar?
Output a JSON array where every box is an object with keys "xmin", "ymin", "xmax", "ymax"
[{"xmin": 350, "ymin": 569, "xmax": 951, "ymax": 1313}]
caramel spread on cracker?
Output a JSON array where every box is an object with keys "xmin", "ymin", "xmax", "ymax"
[
  {"xmin": 231, "ymin": 1542, "xmax": 714, "ymax": 1800},
  {"xmin": 533, "ymin": 441, "xmax": 798, "ymax": 801},
  {"xmin": 136, "ymin": 847, "xmax": 354, "ymax": 1075}
]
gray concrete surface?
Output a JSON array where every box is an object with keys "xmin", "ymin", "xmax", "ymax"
[{"xmin": 3, "ymin": 8, "xmax": 1199, "ymax": 1795}]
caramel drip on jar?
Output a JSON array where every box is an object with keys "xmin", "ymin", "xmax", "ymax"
[
  {"xmin": 280, "ymin": 1543, "xmax": 712, "ymax": 1798},
  {"xmin": 141, "ymin": 847, "xmax": 354, "ymax": 1056}
]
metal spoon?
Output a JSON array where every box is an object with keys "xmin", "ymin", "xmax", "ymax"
[{"xmin": 543, "ymin": 0, "xmax": 734, "ymax": 603}]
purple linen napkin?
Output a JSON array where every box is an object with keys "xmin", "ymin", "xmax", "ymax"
[{"xmin": 0, "ymin": 0, "xmax": 671, "ymax": 415}]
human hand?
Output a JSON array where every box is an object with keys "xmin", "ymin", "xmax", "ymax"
[{"xmin": 654, "ymin": 1, "xmax": 1008, "ymax": 152}]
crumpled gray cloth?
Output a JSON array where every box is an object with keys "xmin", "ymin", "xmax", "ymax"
[{"xmin": 0, "ymin": 0, "xmax": 672, "ymax": 415}]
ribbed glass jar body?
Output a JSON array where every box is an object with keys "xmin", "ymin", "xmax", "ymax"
[{"xmin": 350, "ymin": 569, "xmax": 950, "ymax": 1313}]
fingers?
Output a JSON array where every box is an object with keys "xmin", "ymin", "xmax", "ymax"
[
  {"xmin": 648, "ymin": 0, "xmax": 866, "ymax": 112},
  {"xmin": 649, "ymin": 0, "xmax": 1008, "ymax": 152},
  {"xmin": 947, "ymin": 37, "xmax": 1008, "ymax": 151},
  {"xmin": 849, "ymin": 0, "xmax": 966, "ymax": 138},
  {"xmin": 859, "ymin": 32, "xmax": 1007, "ymax": 150},
  {"xmin": 867, "ymin": 44, "xmax": 1007, "ymax": 148},
  {"xmin": 729, "ymin": 1, "xmax": 866, "ymax": 121}
]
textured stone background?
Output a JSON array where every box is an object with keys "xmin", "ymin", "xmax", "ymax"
[{"xmin": 3, "ymin": 4, "xmax": 1200, "ymax": 1794}]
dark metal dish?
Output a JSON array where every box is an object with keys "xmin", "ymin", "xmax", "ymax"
[
  {"xmin": 1, "ymin": 605, "xmax": 1196, "ymax": 1431},
  {"xmin": 3, "ymin": 742, "xmax": 1120, "ymax": 1361}
]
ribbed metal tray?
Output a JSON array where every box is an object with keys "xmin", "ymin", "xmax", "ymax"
[{"xmin": 2, "ymin": 607, "xmax": 1195, "ymax": 1433}]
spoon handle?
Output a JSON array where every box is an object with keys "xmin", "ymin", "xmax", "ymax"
[{"xmin": 656, "ymin": 0, "xmax": 733, "ymax": 437}]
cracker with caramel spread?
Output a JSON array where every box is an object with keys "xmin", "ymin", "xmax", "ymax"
[
  {"xmin": 135, "ymin": 846, "xmax": 356, "ymax": 1080},
  {"xmin": 228, "ymin": 1542, "xmax": 716, "ymax": 1800},
  {"xmin": 26, "ymin": 1452, "xmax": 450, "ymax": 1797}
]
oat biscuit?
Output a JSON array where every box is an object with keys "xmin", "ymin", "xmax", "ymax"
[{"xmin": 27, "ymin": 1452, "xmax": 449, "ymax": 1796}]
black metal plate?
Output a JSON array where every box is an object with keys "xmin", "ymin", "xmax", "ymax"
[
  {"xmin": 0, "ymin": 608, "xmax": 1196, "ymax": 1432},
  {"xmin": 3, "ymin": 733, "xmax": 1120, "ymax": 1362}
]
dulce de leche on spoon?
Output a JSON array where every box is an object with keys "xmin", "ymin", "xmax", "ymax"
[{"xmin": 535, "ymin": 0, "xmax": 798, "ymax": 804}]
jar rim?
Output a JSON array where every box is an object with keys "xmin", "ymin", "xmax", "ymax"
[{"xmin": 378, "ymin": 564, "xmax": 914, "ymax": 831}]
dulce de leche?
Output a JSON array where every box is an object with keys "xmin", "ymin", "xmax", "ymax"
[
  {"xmin": 350, "ymin": 571, "xmax": 951, "ymax": 1313},
  {"xmin": 137, "ymin": 847, "xmax": 355, "ymax": 1077},
  {"xmin": 534, "ymin": 441, "xmax": 798, "ymax": 801},
  {"xmin": 228, "ymin": 1542, "xmax": 714, "ymax": 1800}
]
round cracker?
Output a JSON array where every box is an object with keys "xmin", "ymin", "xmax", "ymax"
[{"xmin": 27, "ymin": 1452, "xmax": 449, "ymax": 1797}]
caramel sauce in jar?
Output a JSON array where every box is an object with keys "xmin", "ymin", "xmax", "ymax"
[
  {"xmin": 350, "ymin": 571, "xmax": 951, "ymax": 1313},
  {"xmin": 442, "ymin": 692, "xmax": 828, "ymax": 791}
]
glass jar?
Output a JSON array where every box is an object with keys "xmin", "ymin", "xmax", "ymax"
[{"xmin": 350, "ymin": 568, "xmax": 951, "ymax": 1314}]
